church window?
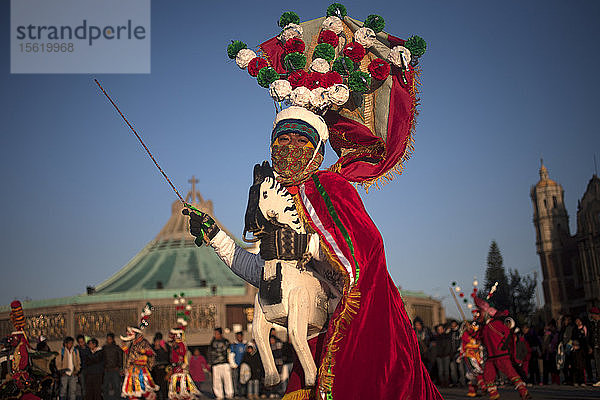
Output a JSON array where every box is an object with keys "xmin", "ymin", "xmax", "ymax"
[
  {"xmin": 553, "ymin": 196, "xmax": 557, "ymax": 208},
  {"xmin": 544, "ymin": 199, "xmax": 547, "ymax": 209}
]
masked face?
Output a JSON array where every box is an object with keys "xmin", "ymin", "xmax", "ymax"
[{"xmin": 271, "ymin": 133, "xmax": 323, "ymax": 186}]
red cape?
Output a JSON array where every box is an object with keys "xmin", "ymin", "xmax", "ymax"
[{"xmin": 284, "ymin": 171, "xmax": 441, "ymax": 400}]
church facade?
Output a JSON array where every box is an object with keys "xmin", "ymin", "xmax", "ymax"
[{"xmin": 530, "ymin": 163, "xmax": 600, "ymax": 319}]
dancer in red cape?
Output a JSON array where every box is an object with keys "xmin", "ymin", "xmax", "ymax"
[{"xmin": 185, "ymin": 3, "xmax": 442, "ymax": 399}]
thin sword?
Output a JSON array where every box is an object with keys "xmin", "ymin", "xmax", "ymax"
[{"xmin": 94, "ymin": 78, "xmax": 189, "ymax": 207}]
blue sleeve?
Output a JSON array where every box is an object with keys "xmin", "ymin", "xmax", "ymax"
[{"xmin": 230, "ymin": 246, "xmax": 264, "ymax": 288}]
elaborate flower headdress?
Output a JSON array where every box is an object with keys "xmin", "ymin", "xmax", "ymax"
[
  {"xmin": 170, "ymin": 293, "xmax": 192, "ymax": 339},
  {"xmin": 227, "ymin": 3, "xmax": 427, "ymax": 190}
]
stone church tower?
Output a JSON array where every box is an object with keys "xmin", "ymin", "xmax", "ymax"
[{"xmin": 530, "ymin": 161, "xmax": 581, "ymax": 318}]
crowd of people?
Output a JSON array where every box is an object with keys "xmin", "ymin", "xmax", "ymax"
[
  {"xmin": 413, "ymin": 306, "xmax": 600, "ymax": 397},
  {"xmin": 1, "ymin": 326, "xmax": 295, "ymax": 400}
]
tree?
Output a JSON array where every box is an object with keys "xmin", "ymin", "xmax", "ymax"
[
  {"xmin": 483, "ymin": 241, "xmax": 510, "ymax": 312},
  {"xmin": 508, "ymin": 269, "xmax": 537, "ymax": 326}
]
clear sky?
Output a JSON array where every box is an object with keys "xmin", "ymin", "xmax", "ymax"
[{"xmin": 1, "ymin": 0, "xmax": 599, "ymax": 318}]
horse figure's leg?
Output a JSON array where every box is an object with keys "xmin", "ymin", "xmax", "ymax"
[
  {"xmin": 252, "ymin": 294, "xmax": 281, "ymax": 387},
  {"xmin": 288, "ymin": 286, "xmax": 318, "ymax": 387}
]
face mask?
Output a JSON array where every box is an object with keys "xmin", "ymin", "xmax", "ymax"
[{"xmin": 271, "ymin": 144, "xmax": 323, "ymax": 186}]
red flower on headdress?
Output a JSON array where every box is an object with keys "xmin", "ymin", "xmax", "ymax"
[
  {"xmin": 318, "ymin": 29, "xmax": 339, "ymax": 47},
  {"xmin": 343, "ymin": 42, "xmax": 366, "ymax": 62},
  {"xmin": 367, "ymin": 58, "xmax": 391, "ymax": 80},
  {"xmin": 284, "ymin": 38, "xmax": 305, "ymax": 55},
  {"xmin": 305, "ymin": 72, "xmax": 327, "ymax": 89},
  {"xmin": 288, "ymin": 70, "xmax": 308, "ymax": 89},
  {"xmin": 247, "ymin": 57, "xmax": 268, "ymax": 77},
  {"xmin": 324, "ymin": 71, "xmax": 343, "ymax": 87}
]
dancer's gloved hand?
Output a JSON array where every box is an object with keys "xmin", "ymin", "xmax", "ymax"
[{"xmin": 182, "ymin": 209, "xmax": 220, "ymax": 246}]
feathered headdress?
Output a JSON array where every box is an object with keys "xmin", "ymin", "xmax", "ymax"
[
  {"xmin": 121, "ymin": 302, "xmax": 154, "ymax": 341},
  {"xmin": 227, "ymin": 3, "xmax": 427, "ymax": 190}
]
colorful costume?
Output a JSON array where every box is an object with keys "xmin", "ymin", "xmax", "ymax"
[
  {"xmin": 187, "ymin": 3, "xmax": 441, "ymax": 399},
  {"xmin": 121, "ymin": 303, "xmax": 159, "ymax": 399},
  {"xmin": 460, "ymin": 324, "xmax": 485, "ymax": 397},
  {"xmin": 168, "ymin": 294, "xmax": 200, "ymax": 400},
  {"xmin": 7, "ymin": 301, "xmax": 32, "ymax": 391}
]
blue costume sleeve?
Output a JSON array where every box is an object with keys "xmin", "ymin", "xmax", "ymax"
[{"xmin": 231, "ymin": 246, "xmax": 263, "ymax": 288}]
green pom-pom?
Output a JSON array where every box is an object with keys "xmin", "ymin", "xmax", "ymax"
[
  {"xmin": 327, "ymin": 3, "xmax": 347, "ymax": 18},
  {"xmin": 173, "ymin": 294, "xmax": 178, "ymax": 298},
  {"xmin": 279, "ymin": 11, "xmax": 300, "ymax": 28},
  {"xmin": 364, "ymin": 14, "xmax": 385, "ymax": 33},
  {"xmin": 313, "ymin": 43, "xmax": 336, "ymax": 62},
  {"xmin": 188, "ymin": 300, "xmax": 193, "ymax": 305},
  {"xmin": 348, "ymin": 70, "xmax": 371, "ymax": 92},
  {"xmin": 463, "ymin": 299, "xmax": 468, "ymax": 303},
  {"xmin": 227, "ymin": 40, "xmax": 247, "ymax": 59},
  {"xmin": 404, "ymin": 35, "xmax": 427, "ymax": 57},
  {"xmin": 284, "ymin": 52, "xmax": 306, "ymax": 71},
  {"xmin": 332, "ymin": 56, "xmax": 355, "ymax": 75},
  {"xmin": 451, "ymin": 281, "xmax": 456, "ymax": 286},
  {"xmin": 257, "ymin": 67, "xmax": 280, "ymax": 88}
]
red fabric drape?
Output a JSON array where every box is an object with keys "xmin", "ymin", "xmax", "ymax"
[{"xmin": 284, "ymin": 171, "xmax": 441, "ymax": 399}]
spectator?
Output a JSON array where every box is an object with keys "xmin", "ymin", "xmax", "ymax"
[
  {"xmin": 414, "ymin": 318, "xmax": 432, "ymax": 372},
  {"xmin": 208, "ymin": 327, "xmax": 233, "ymax": 400},
  {"xmin": 574, "ymin": 317, "xmax": 592, "ymax": 384},
  {"xmin": 241, "ymin": 343, "xmax": 263, "ymax": 400},
  {"xmin": 189, "ymin": 347, "xmax": 209, "ymax": 396},
  {"xmin": 229, "ymin": 331, "xmax": 247, "ymax": 397},
  {"xmin": 541, "ymin": 320, "xmax": 559, "ymax": 385},
  {"xmin": 56, "ymin": 336, "xmax": 81, "ymax": 400},
  {"xmin": 102, "ymin": 332, "xmax": 123, "ymax": 400},
  {"xmin": 448, "ymin": 320, "xmax": 465, "ymax": 387},
  {"xmin": 75, "ymin": 334, "xmax": 89, "ymax": 399},
  {"xmin": 589, "ymin": 307, "xmax": 600, "ymax": 386},
  {"xmin": 84, "ymin": 338, "xmax": 104, "ymax": 400},
  {"xmin": 431, "ymin": 324, "xmax": 451, "ymax": 387},
  {"xmin": 36, "ymin": 335, "xmax": 51, "ymax": 352},
  {"xmin": 570, "ymin": 338, "xmax": 586, "ymax": 386},
  {"xmin": 523, "ymin": 324, "xmax": 541, "ymax": 385},
  {"xmin": 151, "ymin": 332, "xmax": 170, "ymax": 400},
  {"xmin": 559, "ymin": 315, "xmax": 575, "ymax": 384}
]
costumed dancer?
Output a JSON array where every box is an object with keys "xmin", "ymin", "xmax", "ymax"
[
  {"xmin": 121, "ymin": 303, "xmax": 159, "ymax": 399},
  {"xmin": 459, "ymin": 320, "xmax": 485, "ymax": 398},
  {"xmin": 167, "ymin": 294, "xmax": 200, "ymax": 400},
  {"xmin": 7, "ymin": 300, "xmax": 32, "ymax": 391},
  {"xmin": 184, "ymin": 3, "xmax": 442, "ymax": 399},
  {"xmin": 473, "ymin": 285, "xmax": 531, "ymax": 400}
]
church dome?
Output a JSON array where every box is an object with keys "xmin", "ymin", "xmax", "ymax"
[{"xmin": 536, "ymin": 162, "xmax": 558, "ymax": 188}]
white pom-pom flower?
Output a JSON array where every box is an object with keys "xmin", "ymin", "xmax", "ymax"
[
  {"xmin": 185, "ymin": 304, "xmax": 192, "ymax": 311},
  {"xmin": 310, "ymin": 58, "xmax": 330, "ymax": 74},
  {"xmin": 354, "ymin": 27, "xmax": 376, "ymax": 48},
  {"xmin": 269, "ymin": 79, "xmax": 292, "ymax": 102},
  {"xmin": 173, "ymin": 299, "xmax": 178, "ymax": 305},
  {"xmin": 182, "ymin": 320, "xmax": 188, "ymax": 326},
  {"xmin": 328, "ymin": 84, "xmax": 350, "ymax": 106},
  {"xmin": 290, "ymin": 86, "xmax": 311, "ymax": 107},
  {"xmin": 388, "ymin": 46, "xmax": 411, "ymax": 68},
  {"xmin": 177, "ymin": 318, "xmax": 184, "ymax": 324},
  {"xmin": 279, "ymin": 23, "xmax": 303, "ymax": 43},
  {"xmin": 235, "ymin": 48, "xmax": 256, "ymax": 69},
  {"xmin": 310, "ymin": 87, "xmax": 330, "ymax": 109},
  {"xmin": 322, "ymin": 16, "xmax": 343, "ymax": 35}
]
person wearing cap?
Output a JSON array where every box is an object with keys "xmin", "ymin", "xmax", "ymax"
[{"xmin": 589, "ymin": 306, "xmax": 600, "ymax": 386}]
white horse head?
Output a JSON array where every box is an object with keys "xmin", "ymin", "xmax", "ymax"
[{"xmin": 258, "ymin": 176, "xmax": 305, "ymax": 234}]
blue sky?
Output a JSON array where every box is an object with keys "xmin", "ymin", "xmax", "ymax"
[{"xmin": 1, "ymin": 0, "xmax": 599, "ymax": 319}]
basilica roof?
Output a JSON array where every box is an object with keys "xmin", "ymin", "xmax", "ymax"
[
  {"xmin": 535, "ymin": 161, "xmax": 559, "ymax": 188},
  {"xmin": 0, "ymin": 178, "xmax": 251, "ymax": 312}
]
